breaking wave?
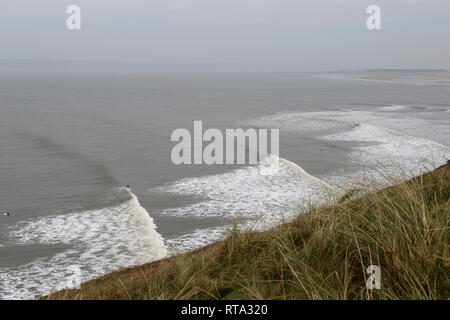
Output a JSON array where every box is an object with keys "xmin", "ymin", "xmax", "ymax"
[
  {"xmin": 0, "ymin": 189, "xmax": 167, "ymax": 300},
  {"xmin": 158, "ymin": 155, "xmax": 337, "ymax": 252},
  {"xmin": 163, "ymin": 105, "xmax": 450, "ymax": 252}
]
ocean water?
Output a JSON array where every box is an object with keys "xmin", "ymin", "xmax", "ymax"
[{"xmin": 0, "ymin": 71, "xmax": 449, "ymax": 299}]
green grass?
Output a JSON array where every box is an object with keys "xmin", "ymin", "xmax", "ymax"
[{"xmin": 46, "ymin": 165, "xmax": 450, "ymax": 300}]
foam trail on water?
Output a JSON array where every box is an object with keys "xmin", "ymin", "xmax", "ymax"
[
  {"xmin": 248, "ymin": 107, "xmax": 450, "ymax": 189},
  {"xmin": 165, "ymin": 225, "xmax": 232, "ymax": 255},
  {"xmin": 159, "ymin": 155, "xmax": 337, "ymax": 252},
  {"xmin": 376, "ymin": 105, "xmax": 411, "ymax": 111},
  {"xmin": 248, "ymin": 108, "xmax": 450, "ymax": 146},
  {"xmin": 0, "ymin": 189, "xmax": 167, "ymax": 300},
  {"xmin": 322, "ymin": 123, "xmax": 450, "ymax": 188},
  {"xmin": 246, "ymin": 111, "xmax": 353, "ymax": 132}
]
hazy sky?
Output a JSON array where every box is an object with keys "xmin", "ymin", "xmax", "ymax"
[{"xmin": 0, "ymin": 0, "xmax": 449, "ymax": 71}]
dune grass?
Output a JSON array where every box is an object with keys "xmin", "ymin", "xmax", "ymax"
[{"xmin": 46, "ymin": 165, "xmax": 450, "ymax": 300}]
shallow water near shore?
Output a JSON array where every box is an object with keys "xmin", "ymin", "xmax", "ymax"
[{"xmin": 1, "ymin": 71, "xmax": 449, "ymax": 299}]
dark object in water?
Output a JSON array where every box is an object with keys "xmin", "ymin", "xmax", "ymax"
[{"xmin": 126, "ymin": 185, "xmax": 130, "ymax": 189}]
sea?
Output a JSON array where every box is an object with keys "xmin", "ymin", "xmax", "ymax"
[{"xmin": 0, "ymin": 70, "xmax": 449, "ymax": 299}]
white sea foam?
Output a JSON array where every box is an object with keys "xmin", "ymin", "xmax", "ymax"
[
  {"xmin": 323, "ymin": 124, "xmax": 450, "ymax": 182},
  {"xmin": 157, "ymin": 155, "xmax": 336, "ymax": 232},
  {"xmin": 250, "ymin": 109, "xmax": 450, "ymax": 147},
  {"xmin": 247, "ymin": 111, "xmax": 352, "ymax": 132},
  {"xmin": 248, "ymin": 107, "xmax": 450, "ymax": 187},
  {"xmin": 165, "ymin": 225, "xmax": 232, "ymax": 255},
  {"xmin": 0, "ymin": 191, "xmax": 167, "ymax": 300},
  {"xmin": 164, "ymin": 218, "xmax": 284, "ymax": 255},
  {"xmin": 376, "ymin": 105, "xmax": 411, "ymax": 111}
]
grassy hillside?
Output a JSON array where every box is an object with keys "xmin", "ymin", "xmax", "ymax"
[{"xmin": 46, "ymin": 164, "xmax": 450, "ymax": 300}]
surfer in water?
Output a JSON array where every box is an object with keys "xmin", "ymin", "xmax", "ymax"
[{"xmin": 3, "ymin": 212, "xmax": 10, "ymax": 217}]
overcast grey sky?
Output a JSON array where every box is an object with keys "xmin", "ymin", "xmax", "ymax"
[{"xmin": 0, "ymin": 0, "xmax": 449, "ymax": 71}]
